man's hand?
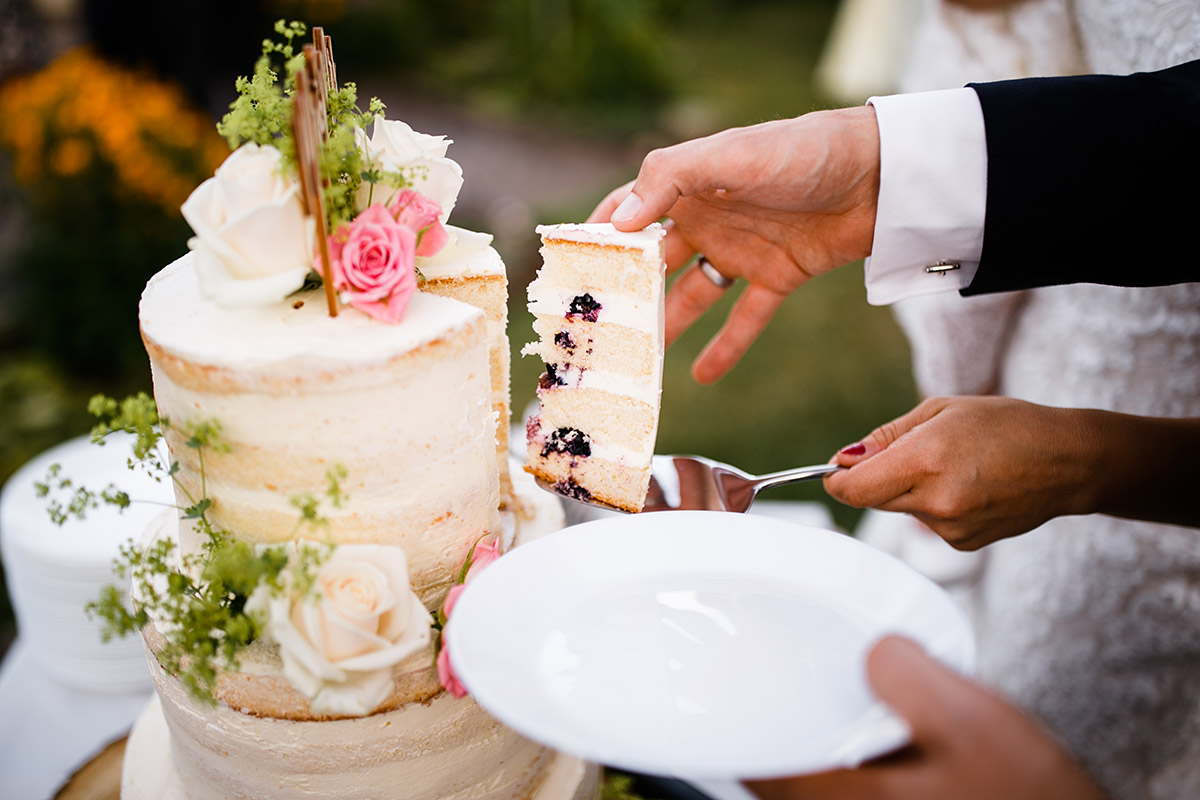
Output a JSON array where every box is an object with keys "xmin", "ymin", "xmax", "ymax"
[
  {"xmin": 746, "ymin": 636, "xmax": 1105, "ymax": 800},
  {"xmin": 588, "ymin": 107, "xmax": 880, "ymax": 383}
]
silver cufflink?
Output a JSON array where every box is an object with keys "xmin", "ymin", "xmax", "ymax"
[{"xmin": 924, "ymin": 260, "xmax": 961, "ymax": 276}]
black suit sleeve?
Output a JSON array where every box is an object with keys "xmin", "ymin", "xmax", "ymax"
[{"xmin": 961, "ymin": 59, "xmax": 1200, "ymax": 296}]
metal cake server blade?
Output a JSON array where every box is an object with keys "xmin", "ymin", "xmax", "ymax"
[{"xmin": 533, "ymin": 454, "xmax": 843, "ymax": 514}]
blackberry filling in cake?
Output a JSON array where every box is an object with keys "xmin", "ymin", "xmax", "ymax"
[
  {"xmin": 566, "ymin": 293, "xmax": 602, "ymax": 322},
  {"xmin": 541, "ymin": 427, "xmax": 591, "ymax": 458}
]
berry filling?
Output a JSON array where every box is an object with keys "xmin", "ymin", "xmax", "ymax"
[
  {"xmin": 538, "ymin": 363, "xmax": 567, "ymax": 391},
  {"xmin": 553, "ymin": 477, "xmax": 592, "ymax": 501},
  {"xmin": 566, "ymin": 293, "xmax": 602, "ymax": 322},
  {"xmin": 554, "ymin": 330, "xmax": 576, "ymax": 352},
  {"xmin": 525, "ymin": 415, "xmax": 542, "ymax": 439},
  {"xmin": 541, "ymin": 427, "xmax": 591, "ymax": 458}
]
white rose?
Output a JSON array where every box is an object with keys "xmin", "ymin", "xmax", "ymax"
[
  {"xmin": 181, "ymin": 144, "xmax": 313, "ymax": 306},
  {"xmin": 357, "ymin": 116, "xmax": 464, "ymax": 222},
  {"xmin": 245, "ymin": 542, "xmax": 432, "ymax": 717}
]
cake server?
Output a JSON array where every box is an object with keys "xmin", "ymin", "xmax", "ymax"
[{"xmin": 535, "ymin": 454, "xmax": 843, "ymax": 514}]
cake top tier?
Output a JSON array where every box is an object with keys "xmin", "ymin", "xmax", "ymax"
[
  {"xmin": 140, "ymin": 254, "xmax": 482, "ymax": 371},
  {"xmin": 535, "ymin": 222, "xmax": 665, "ymax": 256}
]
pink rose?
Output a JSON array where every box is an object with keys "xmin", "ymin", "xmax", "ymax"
[
  {"xmin": 442, "ymin": 584, "xmax": 465, "ymax": 619},
  {"xmin": 388, "ymin": 190, "xmax": 448, "ymax": 257},
  {"xmin": 327, "ymin": 204, "xmax": 418, "ymax": 323},
  {"xmin": 436, "ymin": 641, "xmax": 467, "ymax": 698},
  {"xmin": 464, "ymin": 536, "xmax": 502, "ymax": 582}
]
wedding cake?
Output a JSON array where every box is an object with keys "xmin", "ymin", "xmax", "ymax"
[{"xmin": 111, "ymin": 23, "xmax": 597, "ymax": 800}]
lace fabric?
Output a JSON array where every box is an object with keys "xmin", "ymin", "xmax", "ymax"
[{"xmin": 875, "ymin": 5, "xmax": 1200, "ymax": 797}]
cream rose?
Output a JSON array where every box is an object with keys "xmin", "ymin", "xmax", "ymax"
[
  {"xmin": 245, "ymin": 542, "xmax": 432, "ymax": 717},
  {"xmin": 357, "ymin": 116, "xmax": 464, "ymax": 222},
  {"xmin": 181, "ymin": 143, "xmax": 313, "ymax": 306}
]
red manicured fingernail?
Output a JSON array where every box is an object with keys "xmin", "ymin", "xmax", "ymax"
[{"xmin": 839, "ymin": 442, "xmax": 866, "ymax": 456}]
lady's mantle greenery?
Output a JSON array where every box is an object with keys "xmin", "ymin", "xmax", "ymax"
[
  {"xmin": 216, "ymin": 20, "xmax": 409, "ymax": 231},
  {"xmin": 37, "ymin": 393, "xmax": 344, "ymax": 702}
]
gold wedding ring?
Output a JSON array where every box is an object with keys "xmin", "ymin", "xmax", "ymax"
[{"xmin": 696, "ymin": 257, "xmax": 735, "ymax": 289}]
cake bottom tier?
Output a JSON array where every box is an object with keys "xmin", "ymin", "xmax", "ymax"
[{"xmin": 122, "ymin": 686, "xmax": 599, "ymax": 800}]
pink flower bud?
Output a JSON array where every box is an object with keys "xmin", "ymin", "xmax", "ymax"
[
  {"xmin": 436, "ymin": 641, "xmax": 468, "ymax": 698},
  {"xmin": 388, "ymin": 190, "xmax": 448, "ymax": 257}
]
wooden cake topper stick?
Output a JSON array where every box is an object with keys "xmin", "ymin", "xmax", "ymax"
[
  {"xmin": 293, "ymin": 49, "xmax": 338, "ymax": 317},
  {"xmin": 313, "ymin": 26, "xmax": 338, "ymax": 98}
]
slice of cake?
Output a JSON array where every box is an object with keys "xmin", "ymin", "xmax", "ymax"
[{"xmin": 522, "ymin": 222, "xmax": 666, "ymax": 512}]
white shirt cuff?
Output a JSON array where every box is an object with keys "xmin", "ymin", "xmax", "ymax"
[{"xmin": 863, "ymin": 87, "xmax": 987, "ymax": 305}]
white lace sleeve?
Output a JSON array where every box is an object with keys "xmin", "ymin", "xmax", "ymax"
[{"xmin": 892, "ymin": 289, "xmax": 1026, "ymax": 396}]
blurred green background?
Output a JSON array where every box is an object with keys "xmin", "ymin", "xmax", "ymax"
[{"xmin": 0, "ymin": 0, "xmax": 916, "ymax": 655}]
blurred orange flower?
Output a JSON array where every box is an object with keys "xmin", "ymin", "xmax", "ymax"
[{"xmin": 0, "ymin": 48, "xmax": 228, "ymax": 212}]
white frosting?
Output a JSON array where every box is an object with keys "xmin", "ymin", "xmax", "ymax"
[
  {"xmin": 417, "ymin": 225, "xmax": 504, "ymax": 280},
  {"xmin": 527, "ymin": 286, "xmax": 659, "ymax": 331},
  {"xmin": 586, "ymin": 436, "xmax": 653, "ymax": 464},
  {"xmin": 546, "ymin": 363, "xmax": 658, "ymax": 405},
  {"xmin": 535, "ymin": 221, "xmax": 665, "ymax": 256},
  {"xmin": 140, "ymin": 254, "xmax": 483, "ymax": 371},
  {"xmin": 0, "ymin": 433, "xmax": 175, "ymax": 691}
]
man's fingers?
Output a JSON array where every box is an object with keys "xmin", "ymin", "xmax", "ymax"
[
  {"xmin": 663, "ymin": 228, "xmax": 701, "ymax": 275},
  {"xmin": 613, "ymin": 136, "xmax": 739, "ymax": 232},
  {"xmin": 692, "ymin": 284, "xmax": 786, "ymax": 384},
  {"xmin": 586, "ymin": 181, "xmax": 634, "ymax": 223},
  {"xmin": 664, "ymin": 263, "xmax": 729, "ymax": 347}
]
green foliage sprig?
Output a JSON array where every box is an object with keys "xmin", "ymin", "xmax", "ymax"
[
  {"xmin": 600, "ymin": 773, "xmax": 651, "ymax": 800},
  {"xmin": 43, "ymin": 393, "xmax": 345, "ymax": 703},
  {"xmin": 215, "ymin": 20, "xmax": 410, "ymax": 229}
]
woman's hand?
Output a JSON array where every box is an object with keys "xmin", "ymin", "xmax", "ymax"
[
  {"xmin": 746, "ymin": 636, "xmax": 1105, "ymax": 800},
  {"xmin": 588, "ymin": 106, "xmax": 880, "ymax": 383},
  {"xmin": 825, "ymin": 396, "xmax": 1200, "ymax": 549}
]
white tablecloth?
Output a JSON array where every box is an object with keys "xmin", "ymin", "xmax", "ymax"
[{"xmin": 0, "ymin": 639, "xmax": 151, "ymax": 800}]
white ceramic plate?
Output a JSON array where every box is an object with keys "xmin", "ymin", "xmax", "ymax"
[{"xmin": 445, "ymin": 511, "xmax": 974, "ymax": 781}]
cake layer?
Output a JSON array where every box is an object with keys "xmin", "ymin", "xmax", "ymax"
[
  {"xmin": 532, "ymin": 389, "xmax": 657, "ymax": 459},
  {"xmin": 525, "ymin": 316, "xmax": 657, "ymax": 376},
  {"xmin": 138, "ymin": 652, "xmax": 593, "ymax": 800},
  {"xmin": 122, "ymin": 693, "xmax": 600, "ymax": 800},
  {"xmin": 141, "ymin": 255, "xmax": 501, "ymax": 605},
  {"xmin": 143, "ymin": 621, "xmax": 440, "ymax": 721},
  {"xmin": 524, "ymin": 449, "xmax": 650, "ymax": 513}
]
